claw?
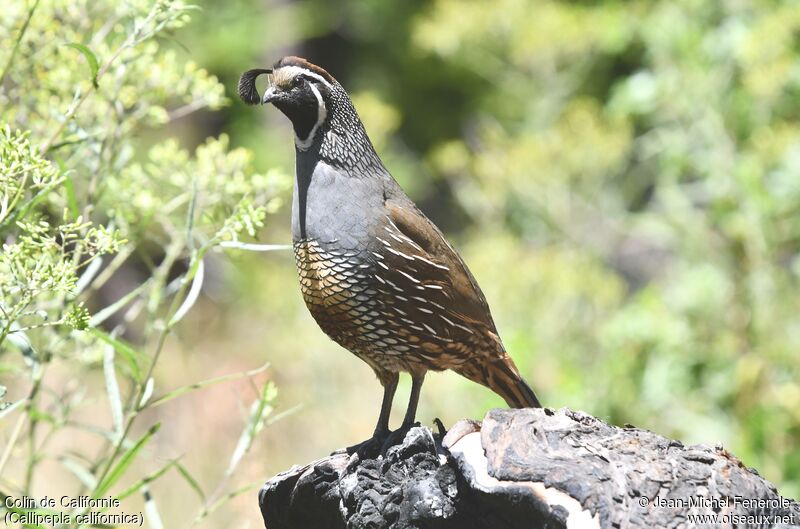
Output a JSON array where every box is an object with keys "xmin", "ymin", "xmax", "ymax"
[
  {"xmin": 380, "ymin": 422, "xmax": 419, "ymax": 455},
  {"xmin": 333, "ymin": 430, "xmax": 390, "ymax": 459}
]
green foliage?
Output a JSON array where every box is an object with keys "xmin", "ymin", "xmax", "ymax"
[
  {"xmin": 1, "ymin": 127, "xmax": 125, "ymax": 347},
  {"xmin": 1, "ymin": 0, "xmax": 285, "ymax": 525}
]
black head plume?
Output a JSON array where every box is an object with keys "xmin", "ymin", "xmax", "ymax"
[{"xmin": 238, "ymin": 68, "xmax": 272, "ymax": 105}]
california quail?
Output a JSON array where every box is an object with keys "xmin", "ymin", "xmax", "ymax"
[{"xmin": 239, "ymin": 57, "xmax": 541, "ymax": 451}]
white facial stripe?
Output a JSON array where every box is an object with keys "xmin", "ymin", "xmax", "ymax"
[
  {"xmin": 276, "ymin": 65, "xmax": 333, "ymax": 89},
  {"xmin": 295, "ymin": 82, "xmax": 327, "ymax": 151}
]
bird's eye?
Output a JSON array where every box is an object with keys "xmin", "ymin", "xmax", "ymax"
[{"xmin": 293, "ymin": 76, "xmax": 304, "ymax": 88}]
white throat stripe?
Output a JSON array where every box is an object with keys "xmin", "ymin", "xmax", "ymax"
[{"xmin": 295, "ymin": 82, "xmax": 327, "ymax": 151}]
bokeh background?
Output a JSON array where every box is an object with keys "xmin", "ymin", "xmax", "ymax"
[{"xmin": 2, "ymin": 0, "xmax": 799, "ymax": 527}]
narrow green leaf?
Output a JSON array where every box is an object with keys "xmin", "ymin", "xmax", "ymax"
[
  {"xmin": 0, "ymin": 398, "xmax": 25, "ymax": 420},
  {"xmin": 266, "ymin": 402, "xmax": 302, "ymax": 427},
  {"xmin": 59, "ymin": 455, "xmax": 98, "ymax": 489},
  {"xmin": 218, "ymin": 241, "xmax": 292, "ymax": 252},
  {"xmin": 66, "ymin": 421, "xmax": 122, "ymax": 442},
  {"xmin": 73, "ymin": 255, "xmax": 104, "ymax": 296},
  {"xmin": 202, "ymin": 481, "xmax": 261, "ymax": 519},
  {"xmin": 115, "ymin": 460, "xmax": 176, "ymax": 501},
  {"xmin": 226, "ymin": 381, "xmax": 275, "ymax": 476},
  {"xmin": 174, "ymin": 461, "xmax": 206, "ymax": 502},
  {"xmin": 48, "ymin": 134, "xmax": 95, "ymax": 152},
  {"xmin": 186, "ymin": 176, "xmax": 198, "ymax": 248},
  {"xmin": 148, "ymin": 362, "xmax": 269, "ymax": 408},
  {"xmin": 94, "ymin": 422, "xmax": 160, "ymax": 498},
  {"xmin": 4, "ymin": 330, "xmax": 28, "ymax": 353},
  {"xmin": 27, "ymin": 406, "xmax": 56, "ymax": 424},
  {"xmin": 88, "ymin": 328, "xmax": 145, "ymax": 382},
  {"xmin": 103, "ymin": 344, "xmax": 124, "ymax": 437},
  {"xmin": 138, "ymin": 377, "xmax": 155, "ymax": 408},
  {"xmin": 168, "ymin": 258, "xmax": 204, "ymax": 327},
  {"xmin": 89, "ymin": 279, "xmax": 151, "ymax": 327},
  {"xmin": 63, "ymin": 173, "xmax": 80, "ymax": 218},
  {"xmin": 64, "ymin": 42, "xmax": 99, "ymax": 88}
]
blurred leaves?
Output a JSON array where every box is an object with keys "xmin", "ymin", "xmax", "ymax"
[
  {"xmin": 94, "ymin": 422, "xmax": 161, "ymax": 498},
  {"xmin": 1, "ymin": 0, "xmax": 284, "ymax": 524},
  {"xmin": 64, "ymin": 42, "xmax": 100, "ymax": 88}
]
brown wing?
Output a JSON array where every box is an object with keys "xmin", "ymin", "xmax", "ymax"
[
  {"xmin": 366, "ymin": 198, "xmax": 541, "ymax": 407},
  {"xmin": 374, "ymin": 198, "xmax": 502, "ymax": 347},
  {"xmin": 386, "ymin": 201, "xmax": 494, "ymax": 322}
]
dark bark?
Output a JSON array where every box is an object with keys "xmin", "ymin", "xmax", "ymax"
[{"xmin": 258, "ymin": 408, "xmax": 800, "ymax": 529}]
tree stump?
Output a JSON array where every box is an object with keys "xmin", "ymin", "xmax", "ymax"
[{"xmin": 258, "ymin": 408, "xmax": 800, "ymax": 528}]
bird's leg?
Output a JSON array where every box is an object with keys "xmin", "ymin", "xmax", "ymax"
[
  {"xmin": 381, "ymin": 373, "xmax": 425, "ymax": 453},
  {"xmin": 373, "ymin": 371, "xmax": 399, "ymax": 438},
  {"xmin": 337, "ymin": 371, "xmax": 398, "ymax": 457},
  {"xmin": 401, "ymin": 373, "xmax": 424, "ymax": 428}
]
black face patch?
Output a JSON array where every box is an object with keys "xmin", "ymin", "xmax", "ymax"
[{"xmin": 271, "ymin": 80, "xmax": 322, "ymax": 142}]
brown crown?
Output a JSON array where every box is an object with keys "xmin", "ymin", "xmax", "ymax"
[{"xmin": 273, "ymin": 56, "xmax": 335, "ymax": 83}]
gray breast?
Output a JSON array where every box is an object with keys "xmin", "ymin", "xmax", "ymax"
[{"xmin": 291, "ymin": 159, "xmax": 385, "ymax": 249}]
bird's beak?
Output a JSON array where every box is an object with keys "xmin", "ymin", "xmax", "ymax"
[{"xmin": 262, "ymin": 86, "xmax": 278, "ymax": 105}]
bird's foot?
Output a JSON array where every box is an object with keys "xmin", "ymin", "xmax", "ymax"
[
  {"xmin": 330, "ymin": 423, "xmax": 421, "ymax": 460},
  {"xmin": 379, "ymin": 422, "xmax": 419, "ymax": 455},
  {"xmin": 331, "ymin": 430, "xmax": 389, "ymax": 459}
]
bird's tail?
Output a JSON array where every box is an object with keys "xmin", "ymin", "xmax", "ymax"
[{"xmin": 456, "ymin": 356, "xmax": 542, "ymax": 409}]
